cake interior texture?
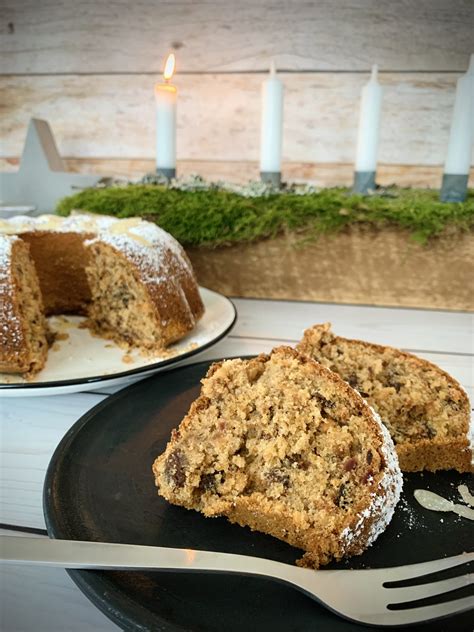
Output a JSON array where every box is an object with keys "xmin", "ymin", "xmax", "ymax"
[
  {"xmin": 85, "ymin": 241, "xmax": 193, "ymax": 349},
  {"xmin": 19, "ymin": 231, "xmax": 93, "ymax": 315},
  {"xmin": 153, "ymin": 347, "xmax": 402, "ymax": 568},
  {"xmin": 297, "ymin": 323, "xmax": 472, "ymax": 473},
  {"xmin": 0, "ymin": 237, "xmax": 49, "ymax": 374}
]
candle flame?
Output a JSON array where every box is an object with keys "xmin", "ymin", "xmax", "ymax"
[
  {"xmin": 163, "ymin": 53, "xmax": 176, "ymax": 81},
  {"xmin": 370, "ymin": 64, "xmax": 378, "ymax": 81}
]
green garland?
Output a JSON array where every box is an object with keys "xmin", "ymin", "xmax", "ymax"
[{"xmin": 56, "ymin": 183, "xmax": 474, "ymax": 247}]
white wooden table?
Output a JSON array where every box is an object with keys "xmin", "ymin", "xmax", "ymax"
[{"xmin": 1, "ymin": 297, "xmax": 473, "ymax": 631}]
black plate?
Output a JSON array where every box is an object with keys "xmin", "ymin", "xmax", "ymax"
[{"xmin": 44, "ymin": 359, "xmax": 473, "ymax": 631}]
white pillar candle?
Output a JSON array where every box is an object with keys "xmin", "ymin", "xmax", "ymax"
[
  {"xmin": 155, "ymin": 53, "xmax": 177, "ymax": 174},
  {"xmin": 260, "ymin": 61, "xmax": 284, "ymax": 174},
  {"xmin": 444, "ymin": 54, "xmax": 474, "ymax": 176},
  {"xmin": 355, "ymin": 65, "xmax": 383, "ymax": 173}
]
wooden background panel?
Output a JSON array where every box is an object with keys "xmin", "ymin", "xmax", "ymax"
[
  {"xmin": 1, "ymin": 0, "xmax": 472, "ymax": 74},
  {"xmin": 0, "ymin": 73, "xmax": 465, "ymax": 166}
]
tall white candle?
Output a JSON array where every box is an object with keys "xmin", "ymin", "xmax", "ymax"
[
  {"xmin": 444, "ymin": 54, "xmax": 474, "ymax": 175},
  {"xmin": 155, "ymin": 53, "xmax": 177, "ymax": 174},
  {"xmin": 260, "ymin": 60, "xmax": 284, "ymax": 174},
  {"xmin": 355, "ymin": 65, "xmax": 383, "ymax": 173}
]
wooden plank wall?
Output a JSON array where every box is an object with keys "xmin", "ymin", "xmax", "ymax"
[{"xmin": 1, "ymin": 1, "xmax": 473, "ymax": 186}]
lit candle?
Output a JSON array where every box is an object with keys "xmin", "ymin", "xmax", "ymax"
[
  {"xmin": 441, "ymin": 54, "xmax": 474, "ymax": 202},
  {"xmin": 155, "ymin": 53, "xmax": 177, "ymax": 179},
  {"xmin": 353, "ymin": 65, "xmax": 383, "ymax": 194},
  {"xmin": 260, "ymin": 60, "xmax": 284, "ymax": 186}
]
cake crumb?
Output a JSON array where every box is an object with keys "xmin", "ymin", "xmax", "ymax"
[{"xmin": 398, "ymin": 496, "xmax": 423, "ymax": 530}]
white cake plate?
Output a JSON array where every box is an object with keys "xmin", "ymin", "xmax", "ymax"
[{"xmin": 0, "ymin": 288, "xmax": 236, "ymax": 397}]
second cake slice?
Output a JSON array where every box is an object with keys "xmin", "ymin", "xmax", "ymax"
[
  {"xmin": 297, "ymin": 323, "xmax": 472, "ymax": 473},
  {"xmin": 153, "ymin": 347, "xmax": 402, "ymax": 568}
]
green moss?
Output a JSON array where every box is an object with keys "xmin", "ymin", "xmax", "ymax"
[{"xmin": 56, "ymin": 184, "xmax": 474, "ymax": 247}]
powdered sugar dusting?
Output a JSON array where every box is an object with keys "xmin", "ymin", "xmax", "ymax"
[
  {"xmin": 87, "ymin": 233, "xmax": 169, "ymax": 284},
  {"xmin": 340, "ymin": 406, "xmax": 403, "ymax": 552},
  {"xmin": 0, "ymin": 216, "xmax": 35, "ymax": 233},
  {"xmin": 127, "ymin": 221, "xmax": 192, "ymax": 273},
  {"xmin": 1, "ymin": 212, "xmax": 192, "ymax": 278},
  {"xmin": 1, "ymin": 213, "xmax": 193, "ymax": 286},
  {"xmin": 0, "ymin": 235, "xmax": 22, "ymax": 350},
  {"xmin": 398, "ymin": 496, "xmax": 423, "ymax": 530},
  {"xmin": 1, "ymin": 213, "xmax": 123, "ymax": 235},
  {"xmin": 463, "ymin": 384, "xmax": 474, "ymax": 465},
  {"xmin": 0, "ymin": 234, "xmax": 15, "ymax": 274},
  {"xmin": 85, "ymin": 220, "xmax": 192, "ymax": 286}
]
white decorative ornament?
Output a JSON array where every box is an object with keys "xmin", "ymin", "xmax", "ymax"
[{"xmin": 0, "ymin": 119, "xmax": 102, "ymax": 213}]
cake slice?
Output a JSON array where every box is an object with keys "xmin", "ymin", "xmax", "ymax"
[
  {"xmin": 297, "ymin": 323, "xmax": 472, "ymax": 473},
  {"xmin": 84, "ymin": 221, "xmax": 204, "ymax": 350},
  {"xmin": 153, "ymin": 347, "xmax": 402, "ymax": 568},
  {"xmin": 0, "ymin": 235, "xmax": 49, "ymax": 376}
]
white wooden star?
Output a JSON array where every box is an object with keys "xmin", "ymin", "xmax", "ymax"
[{"xmin": 0, "ymin": 118, "xmax": 102, "ymax": 212}]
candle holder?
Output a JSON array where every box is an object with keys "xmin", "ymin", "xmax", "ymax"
[
  {"xmin": 440, "ymin": 174, "xmax": 468, "ymax": 203},
  {"xmin": 260, "ymin": 171, "xmax": 281, "ymax": 187},
  {"xmin": 352, "ymin": 171, "xmax": 376, "ymax": 194},
  {"xmin": 156, "ymin": 167, "xmax": 176, "ymax": 180}
]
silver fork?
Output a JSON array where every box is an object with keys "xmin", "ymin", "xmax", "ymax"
[{"xmin": 1, "ymin": 535, "xmax": 473, "ymax": 627}]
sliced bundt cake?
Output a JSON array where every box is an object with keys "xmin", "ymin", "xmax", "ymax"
[
  {"xmin": 153, "ymin": 347, "xmax": 402, "ymax": 568},
  {"xmin": 0, "ymin": 214, "xmax": 205, "ymax": 375},
  {"xmin": 297, "ymin": 323, "xmax": 472, "ymax": 473},
  {"xmin": 0, "ymin": 235, "xmax": 49, "ymax": 375}
]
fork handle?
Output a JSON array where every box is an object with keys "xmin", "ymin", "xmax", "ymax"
[{"xmin": 0, "ymin": 535, "xmax": 310, "ymax": 584}]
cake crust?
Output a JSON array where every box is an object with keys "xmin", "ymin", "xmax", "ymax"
[
  {"xmin": 0, "ymin": 236, "xmax": 49, "ymax": 375},
  {"xmin": 153, "ymin": 347, "xmax": 402, "ymax": 568}
]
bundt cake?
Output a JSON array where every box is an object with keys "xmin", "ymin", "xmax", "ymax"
[
  {"xmin": 0, "ymin": 235, "xmax": 49, "ymax": 374},
  {"xmin": 297, "ymin": 323, "xmax": 472, "ymax": 473},
  {"xmin": 152, "ymin": 347, "xmax": 402, "ymax": 568},
  {"xmin": 0, "ymin": 214, "xmax": 204, "ymax": 376}
]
